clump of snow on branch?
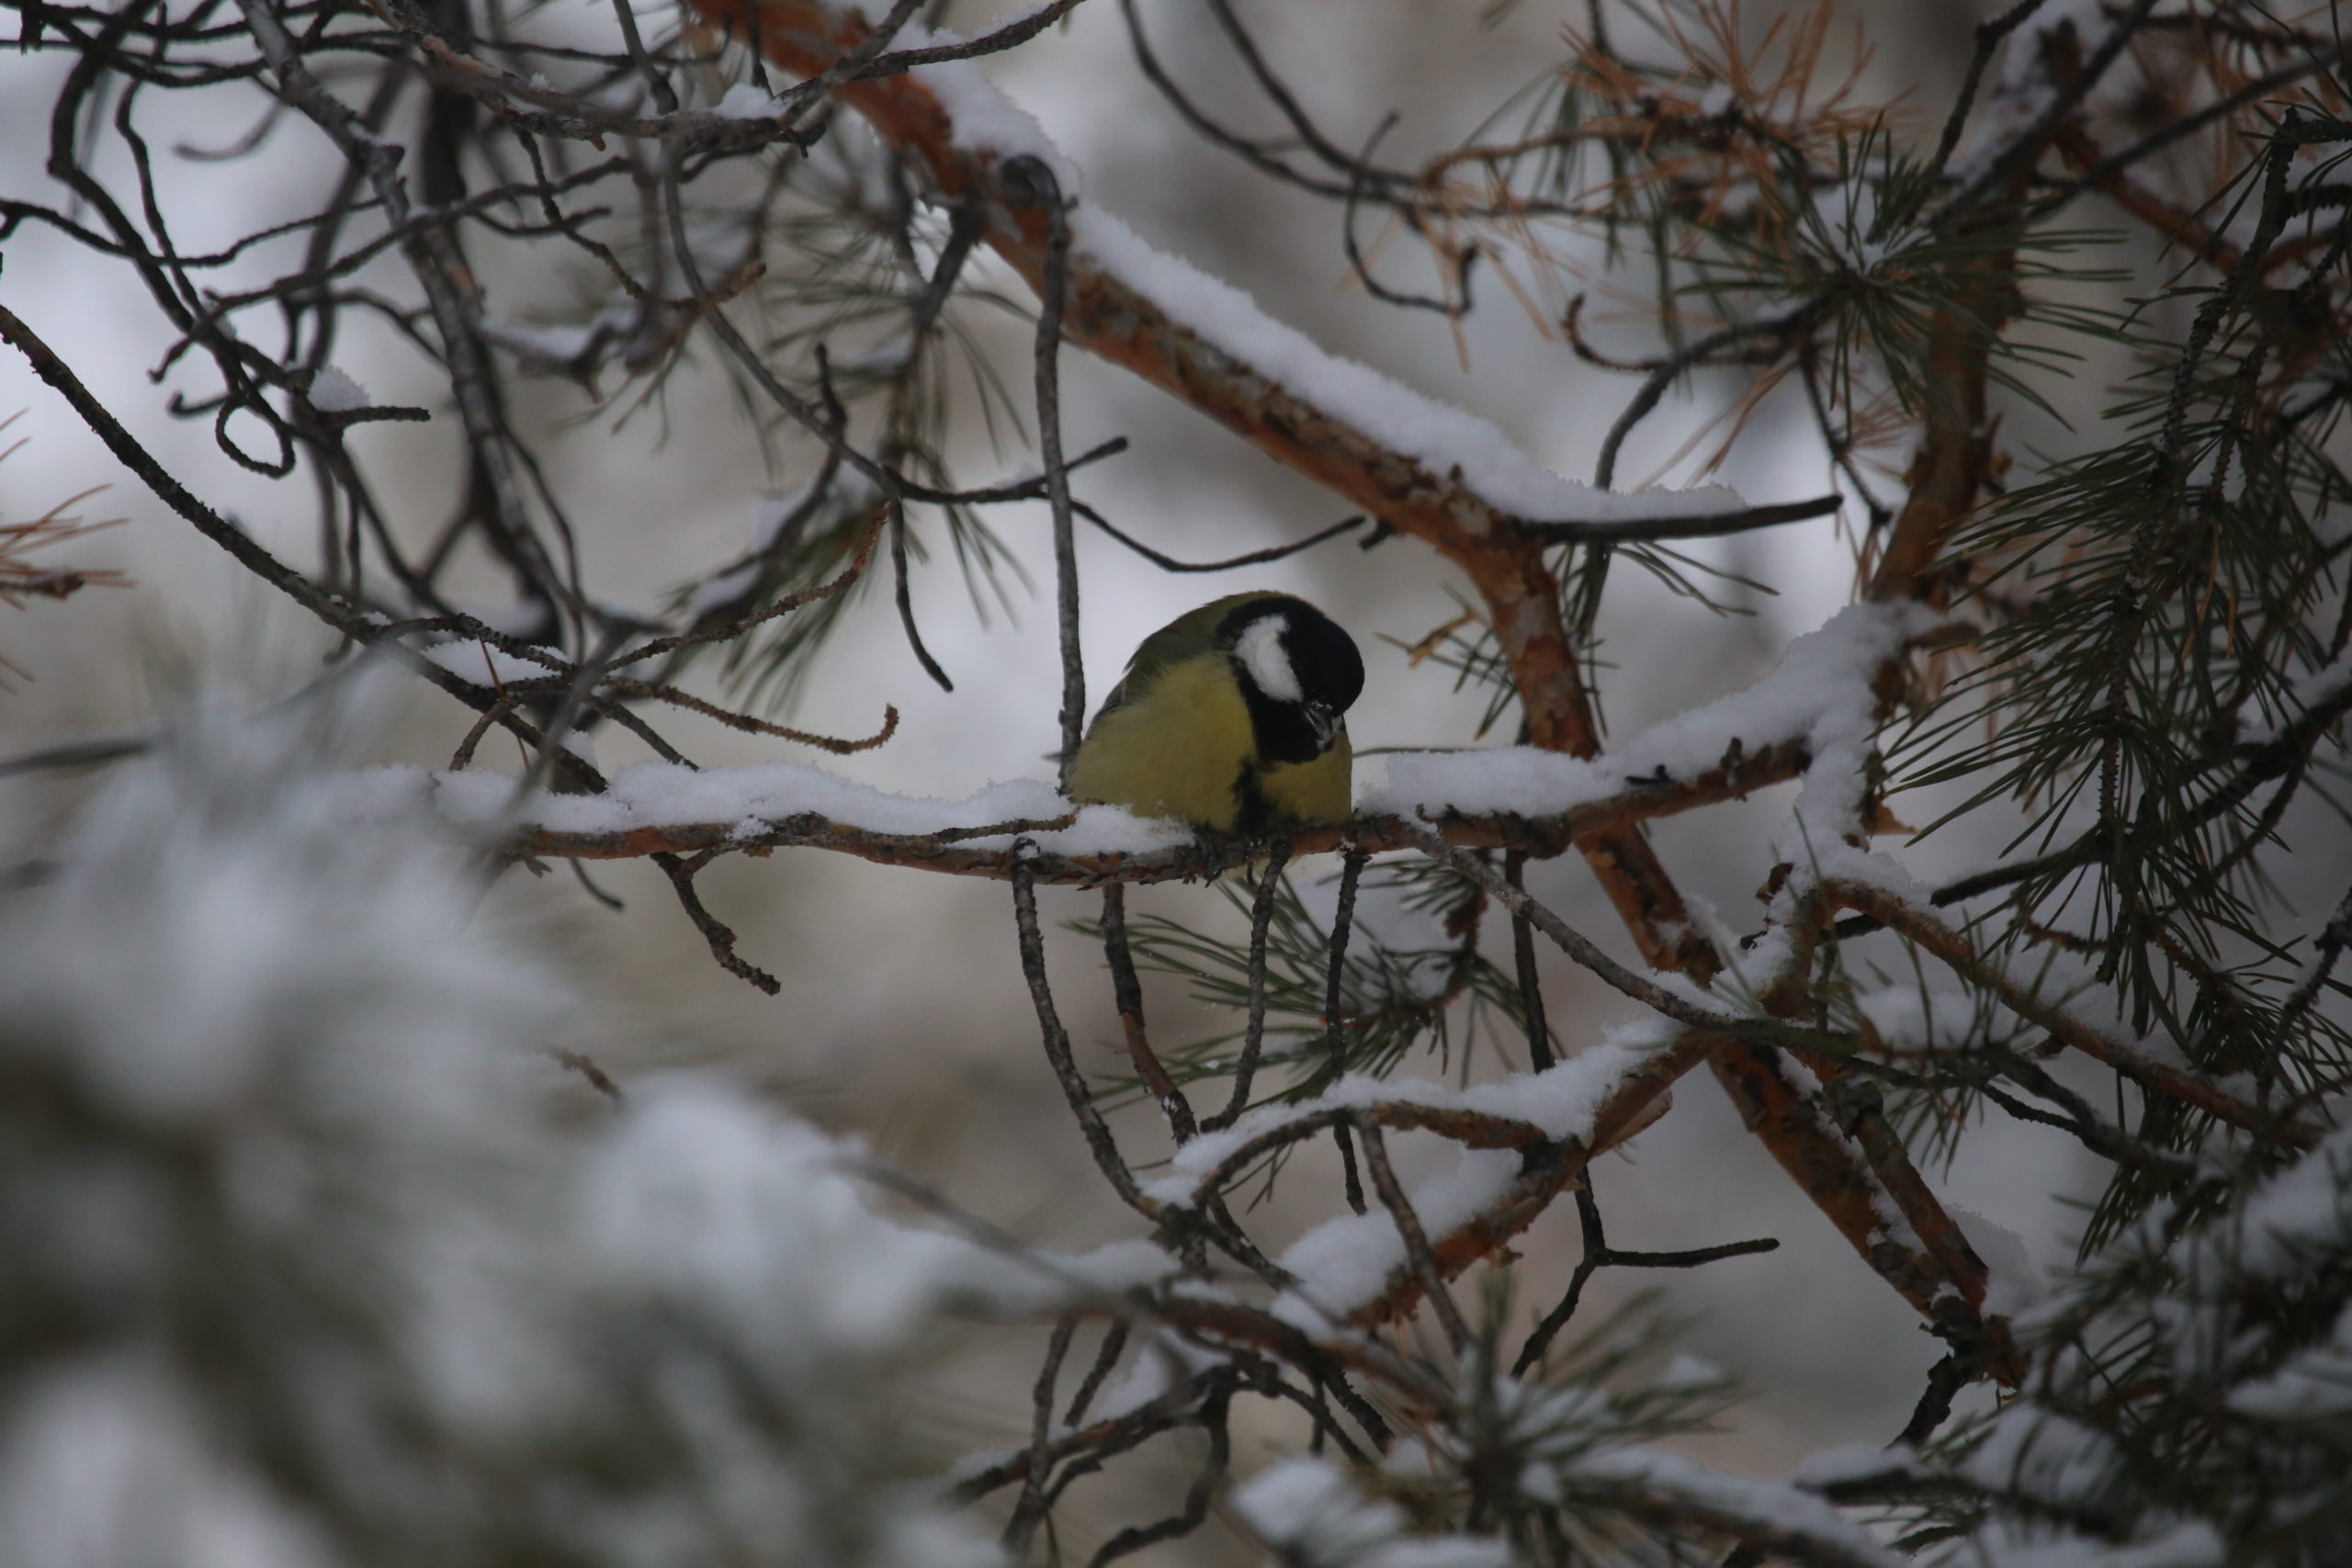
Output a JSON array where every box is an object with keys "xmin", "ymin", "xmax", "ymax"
[
  {"xmin": 715, "ymin": 81, "xmax": 789, "ymax": 118},
  {"xmin": 335, "ymin": 756, "xmax": 1192, "ymax": 857},
  {"xmin": 1149, "ymin": 1032, "xmax": 1673, "ymax": 1206},
  {"xmin": 1138, "ymin": 1021, "xmax": 1678, "ymax": 1316},
  {"xmin": 0, "ymin": 697, "xmax": 1001, "ymax": 1568},
  {"xmin": 1232, "ymin": 1458, "xmax": 1510, "ymax": 1568},
  {"xmin": 308, "ymin": 365, "xmax": 369, "ymax": 412},
  {"xmin": 1945, "ymin": 0, "xmax": 2124, "ymax": 189},
  {"xmin": 1366, "ymin": 602, "xmax": 1939, "ymax": 827},
  {"xmin": 1274, "ymin": 1148, "xmax": 1525, "ymax": 1318}
]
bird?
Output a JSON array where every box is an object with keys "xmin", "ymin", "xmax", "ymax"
[{"xmin": 1066, "ymin": 591, "xmax": 1364, "ymax": 834}]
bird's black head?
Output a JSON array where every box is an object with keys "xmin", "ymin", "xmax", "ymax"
[{"xmin": 1219, "ymin": 596, "xmax": 1363, "ymax": 765}]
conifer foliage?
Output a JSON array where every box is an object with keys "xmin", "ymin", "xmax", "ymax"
[{"xmin": 2, "ymin": 0, "xmax": 2349, "ymax": 1563}]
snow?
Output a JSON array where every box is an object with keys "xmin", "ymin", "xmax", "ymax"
[
  {"xmin": 478, "ymin": 312, "xmax": 616, "ymax": 367},
  {"xmin": 1652, "ymin": 1352, "xmax": 1725, "ymax": 1391},
  {"xmin": 1788, "ymin": 1442, "xmax": 1917, "ymax": 1487},
  {"xmin": 1851, "ymin": 981, "xmax": 1998, "ymax": 1054},
  {"xmin": 1954, "ymin": 1518, "xmax": 2225, "ymax": 1568},
  {"xmin": 1947, "ymin": 1202, "xmax": 2045, "ymax": 1317},
  {"xmin": 1079, "ymin": 1326, "xmax": 1230, "ymax": 1426},
  {"xmin": 1146, "ymin": 1030, "xmax": 1678, "ymax": 1211},
  {"xmin": 1232, "ymin": 1458, "xmax": 1510, "ymax": 1568},
  {"xmin": 1071, "ymin": 209, "xmax": 1750, "ymax": 525},
  {"xmin": 1962, "ymin": 1405, "xmax": 2120, "ymax": 1508},
  {"xmin": 2212, "ymin": 1125, "xmax": 2352, "ymax": 1283},
  {"xmin": 346, "ymin": 754, "xmax": 1194, "ymax": 856},
  {"xmin": 973, "ymin": 1237, "xmax": 1182, "ymax": 1315},
  {"xmin": 714, "ymin": 82, "xmax": 787, "ymax": 119},
  {"xmin": 1946, "ymin": 0, "xmax": 2118, "ymax": 189},
  {"xmin": 0, "ymin": 698, "xmax": 1005, "ymax": 1568},
  {"xmin": 1365, "ymin": 602, "xmax": 1937, "ymax": 826},
  {"xmin": 0, "ymin": 1358, "xmax": 332, "ymax": 1568},
  {"xmin": 1274, "ymin": 1147, "xmax": 1521, "ymax": 1315},
  {"xmin": 2227, "ymin": 1303, "xmax": 2352, "ymax": 1419},
  {"xmin": 1797, "ymin": 851, "xmax": 2246, "ymax": 1096},
  {"xmin": 582, "ymin": 1077, "xmax": 986, "ymax": 1362},
  {"xmin": 1564, "ymin": 1447, "xmax": 1902, "ymax": 1568},
  {"xmin": 2, "ymin": 704, "xmax": 561, "ymax": 1126},
  {"xmin": 417, "ymin": 637, "xmax": 565, "ymax": 687},
  {"xmin": 308, "ymin": 365, "xmax": 369, "ymax": 412},
  {"xmin": 1041, "ymin": 1236, "xmax": 1181, "ymax": 1293}
]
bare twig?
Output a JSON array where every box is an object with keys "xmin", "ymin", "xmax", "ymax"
[
  {"xmin": 1357, "ymin": 1118, "xmax": 1474, "ymax": 1352},
  {"xmin": 1001, "ymin": 152, "xmax": 1087, "ymax": 784},
  {"xmin": 1209, "ymin": 840, "xmax": 1292, "ymax": 1133},
  {"xmin": 1324, "ymin": 846, "xmax": 1370, "ymax": 1215},
  {"xmin": 1102, "ymin": 883, "xmax": 1198, "ymax": 1141},
  {"xmin": 1005, "ymin": 1314, "xmax": 1079, "ymax": 1557},
  {"xmin": 1012, "ymin": 849, "xmax": 1155, "ymax": 1214}
]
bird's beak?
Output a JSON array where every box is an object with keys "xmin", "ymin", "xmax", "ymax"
[{"xmin": 1304, "ymin": 701, "xmax": 1337, "ymax": 751}]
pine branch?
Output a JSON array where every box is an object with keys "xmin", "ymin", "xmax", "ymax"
[{"xmin": 684, "ymin": 0, "xmax": 1726, "ymax": 978}]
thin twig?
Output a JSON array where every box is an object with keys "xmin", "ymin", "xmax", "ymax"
[
  {"xmin": 1357, "ymin": 1118, "xmax": 1474, "ymax": 1353},
  {"xmin": 1515, "ymin": 1184, "xmax": 1609, "ymax": 1375},
  {"xmin": 1065, "ymin": 1320, "xmax": 1132, "ymax": 1428},
  {"xmin": 1076, "ymin": 501, "xmax": 1364, "ymax": 572},
  {"xmin": 1004, "ymin": 152, "xmax": 1086, "ymax": 784},
  {"xmin": 1083, "ymin": 1391, "xmax": 1231, "ymax": 1568},
  {"xmin": 1324, "ymin": 846, "xmax": 1369, "ymax": 1214},
  {"xmin": 653, "ymin": 853, "xmax": 780, "ymax": 994},
  {"xmin": 1005, "ymin": 1314, "xmax": 1079, "ymax": 1557},
  {"xmin": 1210, "ymin": 840, "xmax": 1293, "ymax": 1132},
  {"xmin": 1926, "ymin": 0, "xmax": 2051, "ymax": 182},
  {"xmin": 1506, "ymin": 850, "xmax": 1555, "ymax": 1072},
  {"xmin": 1012, "ymin": 849, "xmax": 1156, "ymax": 1213},
  {"xmin": 1593, "ymin": 307, "xmax": 1818, "ymax": 490},
  {"xmin": 1938, "ymin": 0, "xmax": 2166, "ymax": 222},
  {"xmin": 1102, "ymin": 883, "xmax": 1198, "ymax": 1140}
]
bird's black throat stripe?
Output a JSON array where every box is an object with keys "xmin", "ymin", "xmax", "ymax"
[
  {"xmin": 1235, "ymin": 678, "xmax": 1326, "ymax": 768},
  {"xmin": 1231, "ymin": 763, "xmax": 1274, "ymax": 836}
]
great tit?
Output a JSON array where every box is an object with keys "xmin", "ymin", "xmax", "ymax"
[{"xmin": 1067, "ymin": 592, "xmax": 1364, "ymax": 833}]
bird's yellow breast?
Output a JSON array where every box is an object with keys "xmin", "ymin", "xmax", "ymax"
[{"xmin": 1067, "ymin": 656, "xmax": 1351, "ymax": 832}]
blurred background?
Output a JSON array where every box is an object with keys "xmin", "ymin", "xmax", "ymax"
[{"xmin": 0, "ymin": 0, "xmax": 2192, "ymax": 1559}]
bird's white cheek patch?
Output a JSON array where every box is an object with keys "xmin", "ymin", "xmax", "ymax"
[{"xmin": 1235, "ymin": 615, "xmax": 1303, "ymax": 703}]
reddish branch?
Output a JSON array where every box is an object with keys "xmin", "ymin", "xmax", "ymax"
[
  {"xmin": 1706, "ymin": 901, "xmax": 2004, "ymax": 1368},
  {"xmin": 658, "ymin": 0, "xmax": 2064, "ymax": 1354},
  {"xmin": 684, "ymin": 0, "xmax": 1717, "ymax": 977}
]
